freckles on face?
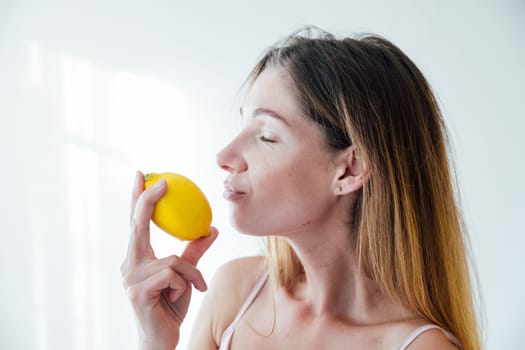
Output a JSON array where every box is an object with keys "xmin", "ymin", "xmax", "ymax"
[
  {"xmin": 221, "ymin": 67, "xmax": 337, "ymax": 236},
  {"xmin": 233, "ymin": 125, "xmax": 335, "ymax": 236}
]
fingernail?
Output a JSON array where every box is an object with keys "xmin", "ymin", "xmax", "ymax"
[
  {"xmin": 153, "ymin": 178, "xmax": 166, "ymax": 190},
  {"xmin": 197, "ymin": 281, "xmax": 207, "ymax": 292}
]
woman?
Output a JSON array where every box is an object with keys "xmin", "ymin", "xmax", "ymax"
[{"xmin": 121, "ymin": 27, "xmax": 482, "ymax": 349}]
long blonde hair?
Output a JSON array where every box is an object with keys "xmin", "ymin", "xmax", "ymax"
[{"xmin": 245, "ymin": 27, "xmax": 482, "ymax": 350}]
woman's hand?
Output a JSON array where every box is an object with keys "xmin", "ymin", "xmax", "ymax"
[{"xmin": 120, "ymin": 171, "xmax": 218, "ymax": 349}]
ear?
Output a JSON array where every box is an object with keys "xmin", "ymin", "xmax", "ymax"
[{"xmin": 333, "ymin": 145, "xmax": 367, "ymax": 195}]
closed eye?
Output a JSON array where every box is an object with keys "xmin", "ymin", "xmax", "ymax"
[{"xmin": 259, "ymin": 136, "xmax": 276, "ymax": 143}]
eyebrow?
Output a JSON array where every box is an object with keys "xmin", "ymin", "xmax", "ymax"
[{"xmin": 240, "ymin": 106, "xmax": 290, "ymax": 126}]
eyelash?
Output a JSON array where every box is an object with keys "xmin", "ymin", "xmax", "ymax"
[{"xmin": 259, "ymin": 136, "xmax": 276, "ymax": 143}]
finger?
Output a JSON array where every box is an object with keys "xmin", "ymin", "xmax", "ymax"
[
  {"xmin": 130, "ymin": 170, "xmax": 145, "ymax": 224},
  {"xmin": 128, "ymin": 178, "xmax": 167, "ymax": 264},
  {"xmin": 180, "ymin": 226, "xmax": 219, "ymax": 267},
  {"xmin": 166, "ymin": 286, "xmax": 186, "ymax": 304},
  {"xmin": 127, "ymin": 267, "xmax": 187, "ymax": 307},
  {"xmin": 158, "ymin": 255, "xmax": 208, "ymax": 291},
  {"xmin": 123, "ymin": 255, "xmax": 208, "ymax": 292}
]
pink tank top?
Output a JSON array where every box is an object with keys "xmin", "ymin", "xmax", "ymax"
[{"xmin": 218, "ymin": 272, "xmax": 461, "ymax": 350}]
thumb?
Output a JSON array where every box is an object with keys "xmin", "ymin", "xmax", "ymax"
[{"xmin": 180, "ymin": 227, "xmax": 218, "ymax": 266}]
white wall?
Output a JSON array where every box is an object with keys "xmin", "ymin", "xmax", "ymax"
[{"xmin": 1, "ymin": 0, "xmax": 523, "ymax": 349}]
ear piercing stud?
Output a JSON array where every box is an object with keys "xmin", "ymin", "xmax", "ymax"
[{"xmin": 336, "ymin": 185, "xmax": 342, "ymax": 192}]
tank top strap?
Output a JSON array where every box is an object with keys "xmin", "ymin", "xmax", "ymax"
[
  {"xmin": 398, "ymin": 324, "xmax": 461, "ymax": 350},
  {"xmin": 218, "ymin": 270, "xmax": 269, "ymax": 350}
]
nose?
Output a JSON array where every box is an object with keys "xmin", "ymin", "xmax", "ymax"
[{"xmin": 216, "ymin": 138, "xmax": 247, "ymax": 173}]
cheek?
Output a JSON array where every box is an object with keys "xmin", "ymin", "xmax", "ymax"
[
  {"xmin": 232, "ymin": 162, "xmax": 331, "ymax": 235},
  {"xmin": 253, "ymin": 157, "xmax": 304, "ymax": 204},
  {"xmin": 235, "ymin": 166, "xmax": 295, "ymax": 231}
]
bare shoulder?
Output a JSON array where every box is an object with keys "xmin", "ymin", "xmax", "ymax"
[
  {"xmin": 404, "ymin": 327, "xmax": 459, "ymax": 350},
  {"xmin": 211, "ymin": 255, "xmax": 267, "ymax": 296},
  {"xmin": 209, "ymin": 255, "xmax": 267, "ymax": 312},
  {"xmin": 188, "ymin": 255, "xmax": 266, "ymax": 348}
]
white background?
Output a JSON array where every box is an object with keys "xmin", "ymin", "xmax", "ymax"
[{"xmin": 1, "ymin": 0, "xmax": 523, "ymax": 349}]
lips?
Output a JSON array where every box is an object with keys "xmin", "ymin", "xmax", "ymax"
[
  {"xmin": 223, "ymin": 179, "xmax": 246, "ymax": 200},
  {"xmin": 223, "ymin": 187, "xmax": 245, "ymax": 200}
]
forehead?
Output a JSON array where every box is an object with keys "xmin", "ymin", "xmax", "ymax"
[{"xmin": 242, "ymin": 67, "xmax": 302, "ymax": 125}]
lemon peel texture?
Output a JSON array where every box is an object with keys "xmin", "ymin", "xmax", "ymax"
[{"xmin": 144, "ymin": 172, "xmax": 212, "ymax": 241}]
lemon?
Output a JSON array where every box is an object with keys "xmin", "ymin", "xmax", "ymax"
[{"xmin": 144, "ymin": 172, "xmax": 212, "ymax": 241}]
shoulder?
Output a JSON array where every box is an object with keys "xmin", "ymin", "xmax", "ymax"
[
  {"xmin": 209, "ymin": 256, "xmax": 267, "ymax": 310},
  {"xmin": 188, "ymin": 256, "xmax": 266, "ymax": 348},
  {"xmin": 211, "ymin": 255, "xmax": 267, "ymax": 292},
  {"xmin": 207, "ymin": 256, "xmax": 267, "ymax": 343},
  {"xmin": 401, "ymin": 325, "xmax": 460, "ymax": 350}
]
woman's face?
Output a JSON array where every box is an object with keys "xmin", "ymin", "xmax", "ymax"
[{"xmin": 217, "ymin": 67, "xmax": 340, "ymax": 236}]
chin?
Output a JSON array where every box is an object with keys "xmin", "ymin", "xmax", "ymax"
[{"xmin": 229, "ymin": 216, "xmax": 271, "ymax": 237}]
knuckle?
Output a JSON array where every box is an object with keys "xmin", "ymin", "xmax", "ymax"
[
  {"xmin": 121, "ymin": 273, "xmax": 131, "ymax": 289},
  {"xmin": 126, "ymin": 285, "xmax": 140, "ymax": 302},
  {"xmin": 119, "ymin": 261, "xmax": 128, "ymax": 277},
  {"xmin": 167, "ymin": 255, "xmax": 180, "ymax": 267},
  {"xmin": 162, "ymin": 266, "xmax": 176, "ymax": 279}
]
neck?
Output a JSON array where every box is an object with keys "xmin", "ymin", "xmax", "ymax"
[{"xmin": 282, "ymin": 204, "xmax": 409, "ymax": 324}]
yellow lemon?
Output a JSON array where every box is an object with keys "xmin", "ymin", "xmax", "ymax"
[{"xmin": 144, "ymin": 172, "xmax": 212, "ymax": 241}]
